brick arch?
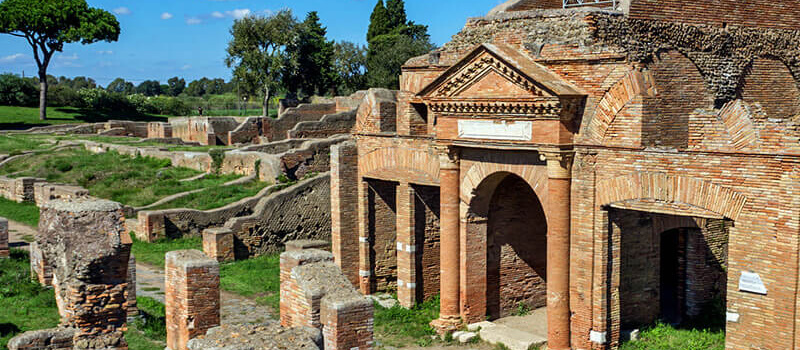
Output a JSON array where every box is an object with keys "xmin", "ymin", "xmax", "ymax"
[
  {"xmin": 359, "ymin": 147, "xmax": 440, "ymax": 184},
  {"xmin": 739, "ymin": 57, "xmax": 800, "ymax": 120},
  {"xmin": 597, "ymin": 172, "xmax": 748, "ymax": 221},
  {"xmin": 585, "ymin": 69, "xmax": 656, "ymax": 143},
  {"xmin": 460, "ymin": 161, "xmax": 548, "ymax": 214}
]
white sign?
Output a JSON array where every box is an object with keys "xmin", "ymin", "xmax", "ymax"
[
  {"xmin": 726, "ymin": 312, "xmax": 740, "ymax": 323},
  {"xmin": 739, "ymin": 271, "xmax": 767, "ymax": 295},
  {"xmin": 457, "ymin": 119, "xmax": 532, "ymax": 141}
]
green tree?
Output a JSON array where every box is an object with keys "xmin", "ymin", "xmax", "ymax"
[
  {"xmin": 0, "ymin": 0, "xmax": 120, "ymax": 120},
  {"xmin": 167, "ymin": 77, "xmax": 186, "ymax": 96},
  {"xmin": 136, "ymin": 80, "xmax": 162, "ymax": 96},
  {"xmin": 333, "ymin": 41, "xmax": 367, "ymax": 95},
  {"xmin": 366, "ymin": 0, "xmax": 392, "ymax": 42},
  {"xmin": 287, "ymin": 11, "xmax": 336, "ymax": 98},
  {"xmin": 365, "ymin": 0, "xmax": 434, "ymax": 89},
  {"xmin": 226, "ymin": 10, "xmax": 297, "ymax": 116},
  {"xmin": 106, "ymin": 77, "xmax": 134, "ymax": 94}
]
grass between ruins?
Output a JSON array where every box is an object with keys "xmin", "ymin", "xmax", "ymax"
[
  {"xmin": 130, "ymin": 234, "xmax": 203, "ymax": 267},
  {"xmin": 219, "ymin": 253, "xmax": 282, "ymax": 311},
  {"xmin": 373, "ymin": 296, "xmax": 440, "ymax": 347},
  {"xmin": 125, "ymin": 296, "xmax": 167, "ymax": 350},
  {"xmin": 0, "ymin": 249, "xmax": 60, "ymax": 350},
  {"xmin": 618, "ymin": 322, "xmax": 725, "ymax": 350},
  {"xmin": 149, "ymin": 180, "xmax": 269, "ymax": 211},
  {"xmin": 0, "ymin": 197, "xmax": 39, "ymax": 227}
]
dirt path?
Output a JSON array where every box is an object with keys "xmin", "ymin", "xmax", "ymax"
[
  {"xmin": 135, "ymin": 262, "xmax": 273, "ymax": 324},
  {"xmin": 7, "ymin": 219, "xmax": 36, "ymax": 250}
]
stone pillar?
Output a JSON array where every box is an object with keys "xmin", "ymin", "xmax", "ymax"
[
  {"xmin": 431, "ymin": 147, "xmax": 461, "ymax": 332},
  {"xmin": 542, "ymin": 149, "xmax": 574, "ymax": 350},
  {"xmin": 330, "ymin": 141, "xmax": 360, "ymax": 286},
  {"xmin": 396, "ymin": 182, "xmax": 417, "ymax": 307},
  {"xmin": 165, "ymin": 250, "xmax": 220, "ymax": 350},
  {"xmin": 137, "ymin": 211, "xmax": 165, "ymax": 242},
  {"xmin": 0, "ymin": 217, "xmax": 7, "ymax": 258},
  {"xmin": 202, "ymin": 227, "xmax": 234, "ymax": 263},
  {"xmin": 29, "ymin": 241, "xmax": 52, "ymax": 285}
]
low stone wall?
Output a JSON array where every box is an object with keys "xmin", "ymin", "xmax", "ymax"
[
  {"xmin": 280, "ymin": 247, "xmax": 374, "ymax": 350},
  {"xmin": 279, "ymin": 135, "xmax": 350, "ymax": 180},
  {"xmin": 227, "ymin": 116, "xmax": 265, "ymax": 145},
  {"xmin": 263, "ymin": 103, "xmax": 337, "ymax": 142},
  {"xmin": 287, "ymin": 109, "xmax": 357, "ymax": 140},
  {"xmin": 239, "ymin": 138, "xmax": 308, "ymax": 154},
  {"xmin": 33, "ymin": 182, "xmax": 89, "ymax": 206},
  {"xmin": 187, "ymin": 322, "xmax": 321, "ymax": 350},
  {"xmin": 147, "ymin": 122, "xmax": 173, "ymax": 138},
  {"xmin": 170, "ymin": 117, "xmax": 243, "ymax": 145},
  {"xmin": 8, "ymin": 328, "xmax": 76, "ymax": 350},
  {"xmin": 0, "ymin": 176, "xmax": 44, "ymax": 203},
  {"xmin": 225, "ymin": 174, "xmax": 331, "ymax": 258},
  {"xmin": 12, "ymin": 198, "xmax": 132, "ymax": 350}
]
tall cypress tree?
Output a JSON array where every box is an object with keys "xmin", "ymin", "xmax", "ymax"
[
  {"xmin": 385, "ymin": 0, "xmax": 407, "ymax": 30},
  {"xmin": 366, "ymin": 0, "xmax": 391, "ymax": 42},
  {"xmin": 288, "ymin": 11, "xmax": 336, "ymax": 97}
]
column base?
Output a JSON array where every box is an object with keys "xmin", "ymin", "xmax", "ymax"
[{"xmin": 430, "ymin": 315, "xmax": 463, "ymax": 335}]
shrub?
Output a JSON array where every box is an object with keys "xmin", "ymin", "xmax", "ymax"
[
  {"xmin": 77, "ymin": 88, "xmax": 134, "ymax": 112},
  {"xmin": 47, "ymin": 84, "xmax": 81, "ymax": 107},
  {"xmin": 0, "ymin": 73, "xmax": 38, "ymax": 106},
  {"xmin": 127, "ymin": 94, "xmax": 157, "ymax": 114}
]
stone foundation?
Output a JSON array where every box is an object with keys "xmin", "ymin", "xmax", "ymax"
[
  {"xmin": 202, "ymin": 228, "xmax": 234, "ymax": 263},
  {"xmin": 165, "ymin": 250, "xmax": 220, "ymax": 350},
  {"xmin": 280, "ymin": 246, "xmax": 374, "ymax": 350}
]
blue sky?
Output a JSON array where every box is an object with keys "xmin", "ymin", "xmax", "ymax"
[{"xmin": 0, "ymin": 0, "xmax": 502, "ymax": 86}]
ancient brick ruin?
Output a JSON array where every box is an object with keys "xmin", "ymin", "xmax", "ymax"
[
  {"xmin": 164, "ymin": 250, "xmax": 220, "ymax": 350},
  {"xmin": 10, "ymin": 198, "xmax": 133, "ymax": 350},
  {"xmin": 328, "ymin": 0, "xmax": 800, "ymax": 349}
]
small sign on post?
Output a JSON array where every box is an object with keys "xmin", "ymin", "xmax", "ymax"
[{"xmin": 738, "ymin": 271, "xmax": 767, "ymax": 295}]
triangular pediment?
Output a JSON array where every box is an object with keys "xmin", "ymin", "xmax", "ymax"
[{"xmin": 418, "ymin": 44, "xmax": 584, "ymax": 100}]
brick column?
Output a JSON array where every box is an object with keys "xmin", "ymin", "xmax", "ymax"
[
  {"xmin": 330, "ymin": 141, "xmax": 359, "ymax": 286},
  {"xmin": 357, "ymin": 180, "xmax": 372, "ymax": 294},
  {"xmin": 165, "ymin": 250, "xmax": 220, "ymax": 350},
  {"xmin": 542, "ymin": 149, "xmax": 574, "ymax": 350},
  {"xmin": 202, "ymin": 227, "xmax": 234, "ymax": 263},
  {"xmin": 0, "ymin": 217, "xmax": 7, "ymax": 258},
  {"xmin": 431, "ymin": 147, "xmax": 461, "ymax": 333},
  {"xmin": 396, "ymin": 182, "xmax": 417, "ymax": 307}
]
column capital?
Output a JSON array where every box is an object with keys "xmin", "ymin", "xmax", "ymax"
[
  {"xmin": 539, "ymin": 149, "xmax": 574, "ymax": 179},
  {"xmin": 437, "ymin": 145, "xmax": 460, "ymax": 170}
]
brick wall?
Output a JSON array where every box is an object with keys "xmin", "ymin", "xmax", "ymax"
[
  {"xmin": 165, "ymin": 250, "xmax": 220, "ymax": 350},
  {"xmin": 414, "ymin": 184, "xmax": 440, "ymax": 301},
  {"xmin": 202, "ymin": 228, "xmax": 234, "ymax": 263},
  {"xmin": 366, "ymin": 179, "xmax": 398, "ymax": 293},
  {"xmin": 280, "ymin": 247, "xmax": 374, "ymax": 350},
  {"xmin": 627, "ymin": 0, "xmax": 800, "ymax": 30},
  {"xmin": 740, "ymin": 58, "xmax": 800, "ymax": 120}
]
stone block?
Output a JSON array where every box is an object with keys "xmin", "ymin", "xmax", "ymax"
[
  {"xmin": 285, "ymin": 239, "xmax": 330, "ymax": 252},
  {"xmin": 202, "ymin": 227, "xmax": 234, "ymax": 263},
  {"xmin": 165, "ymin": 249, "xmax": 220, "ymax": 350}
]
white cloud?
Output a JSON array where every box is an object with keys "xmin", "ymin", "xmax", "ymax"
[
  {"xmin": 211, "ymin": 11, "xmax": 225, "ymax": 18},
  {"xmin": 0, "ymin": 53, "xmax": 27, "ymax": 64},
  {"xmin": 96, "ymin": 50, "xmax": 113, "ymax": 55},
  {"xmin": 58, "ymin": 53, "xmax": 79, "ymax": 61},
  {"xmin": 186, "ymin": 17, "xmax": 203, "ymax": 25},
  {"xmin": 113, "ymin": 7, "xmax": 131, "ymax": 15},
  {"xmin": 181, "ymin": 64, "xmax": 192, "ymax": 70},
  {"xmin": 54, "ymin": 53, "xmax": 81, "ymax": 68},
  {"xmin": 226, "ymin": 8, "xmax": 251, "ymax": 19},
  {"xmin": 160, "ymin": 12, "xmax": 173, "ymax": 20}
]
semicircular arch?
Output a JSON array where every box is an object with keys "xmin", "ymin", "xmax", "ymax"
[{"xmin": 359, "ymin": 147, "xmax": 440, "ymax": 185}]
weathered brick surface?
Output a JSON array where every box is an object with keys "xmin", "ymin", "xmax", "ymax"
[
  {"xmin": 29, "ymin": 241, "xmax": 53, "ymax": 285},
  {"xmin": 330, "ymin": 141, "xmax": 359, "ymax": 286},
  {"xmin": 202, "ymin": 228, "xmax": 234, "ymax": 263},
  {"xmin": 165, "ymin": 250, "xmax": 220, "ymax": 350},
  {"xmin": 280, "ymin": 246, "xmax": 374, "ymax": 350}
]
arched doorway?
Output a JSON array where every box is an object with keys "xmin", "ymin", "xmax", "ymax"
[{"xmin": 467, "ymin": 172, "xmax": 548, "ymax": 320}]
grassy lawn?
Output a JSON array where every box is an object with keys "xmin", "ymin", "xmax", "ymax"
[
  {"xmin": 619, "ymin": 322, "xmax": 725, "ymax": 350},
  {"xmin": 0, "ymin": 249, "xmax": 61, "ymax": 350},
  {"xmin": 0, "ymin": 106, "xmax": 167, "ymax": 129},
  {"xmin": 0, "ymin": 135, "xmax": 53, "ymax": 155},
  {"xmin": 0, "ymin": 197, "xmax": 39, "ymax": 227},
  {"xmin": 150, "ymin": 181, "xmax": 269, "ymax": 211},
  {"xmin": 130, "ymin": 234, "xmax": 203, "ymax": 267},
  {"xmin": 125, "ymin": 296, "xmax": 166, "ymax": 350},
  {"xmin": 373, "ymin": 296, "xmax": 440, "ymax": 348},
  {"xmin": 0, "ymin": 149, "xmax": 243, "ymax": 207},
  {"xmin": 219, "ymin": 253, "xmax": 282, "ymax": 312}
]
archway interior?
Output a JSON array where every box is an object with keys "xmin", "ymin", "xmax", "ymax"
[
  {"xmin": 484, "ymin": 173, "xmax": 548, "ymax": 319},
  {"xmin": 615, "ymin": 210, "xmax": 729, "ymax": 330}
]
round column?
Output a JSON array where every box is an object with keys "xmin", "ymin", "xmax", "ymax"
[{"xmin": 431, "ymin": 146, "xmax": 462, "ymax": 333}]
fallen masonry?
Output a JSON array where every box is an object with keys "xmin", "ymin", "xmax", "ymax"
[
  {"xmin": 9, "ymin": 198, "xmax": 133, "ymax": 350},
  {"xmin": 186, "ymin": 322, "xmax": 322, "ymax": 350}
]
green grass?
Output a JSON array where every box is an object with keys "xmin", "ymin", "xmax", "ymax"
[
  {"xmin": 0, "ymin": 149, "xmax": 242, "ymax": 207},
  {"xmin": 0, "ymin": 135, "xmax": 52, "ymax": 154},
  {"xmin": 0, "ymin": 106, "xmax": 167, "ymax": 129},
  {"xmin": 0, "ymin": 197, "xmax": 39, "ymax": 227},
  {"xmin": 125, "ymin": 296, "xmax": 166, "ymax": 350},
  {"xmin": 130, "ymin": 233, "xmax": 202, "ymax": 267},
  {"xmin": 373, "ymin": 296, "xmax": 440, "ymax": 347},
  {"xmin": 219, "ymin": 253, "xmax": 282, "ymax": 312},
  {"xmin": 0, "ymin": 249, "xmax": 61, "ymax": 350},
  {"xmin": 150, "ymin": 181, "xmax": 269, "ymax": 211},
  {"xmin": 619, "ymin": 322, "xmax": 725, "ymax": 350}
]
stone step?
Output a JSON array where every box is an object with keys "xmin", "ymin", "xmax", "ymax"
[{"xmin": 474, "ymin": 321, "xmax": 547, "ymax": 350}]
